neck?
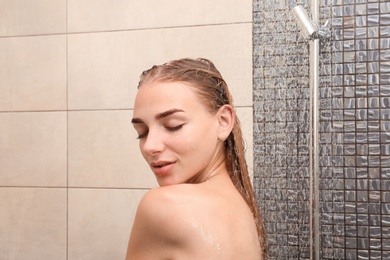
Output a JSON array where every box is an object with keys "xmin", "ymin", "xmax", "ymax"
[{"xmin": 187, "ymin": 147, "xmax": 228, "ymax": 184}]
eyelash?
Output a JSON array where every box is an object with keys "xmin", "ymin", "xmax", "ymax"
[
  {"xmin": 136, "ymin": 132, "xmax": 148, "ymax": 139},
  {"xmin": 136, "ymin": 124, "xmax": 184, "ymax": 139},
  {"xmin": 166, "ymin": 124, "xmax": 184, "ymax": 132}
]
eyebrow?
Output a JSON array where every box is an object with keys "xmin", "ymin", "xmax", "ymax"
[{"xmin": 131, "ymin": 108, "xmax": 185, "ymax": 124}]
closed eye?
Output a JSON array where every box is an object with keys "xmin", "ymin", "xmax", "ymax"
[
  {"xmin": 136, "ymin": 131, "xmax": 148, "ymax": 139},
  {"xmin": 136, "ymin": 124, "xmax": 184, "ymax": 139},
  {"xmin": 166, "ymin": 124, "xmax": 184, "ymax": 132}
]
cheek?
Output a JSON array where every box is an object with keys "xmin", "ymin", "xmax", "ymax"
[
  {"xmin": 180, "ymin": 131, "xmax": 215, "ymax": 158},
  {"xmin": 173, "ymin": 134, "xmax": 196, "ymax": 153},
  {"xmin": 181, "ymin": 124, "xmax": 211, "ymax": 152}
]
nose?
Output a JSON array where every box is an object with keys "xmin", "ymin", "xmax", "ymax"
[{"xmin": 141, "ymin": 129, "xmax": 165, "ymax": 155}]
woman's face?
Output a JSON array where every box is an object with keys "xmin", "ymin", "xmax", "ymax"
[{"xmin": 132, "ymin": 80, "xmax": 223, "ymax": 186}]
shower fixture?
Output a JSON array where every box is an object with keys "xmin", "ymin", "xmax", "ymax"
[
  {"xmin": 292, "ymin": 6, "xmax": 317, "ymax": 39},
  {"xmin": 292, "ymin": 5, "xmax": 329, "ymax": 40},
  {"xmin": 292, "ymin": 3, "xmax": 326, "ymax": 260}
]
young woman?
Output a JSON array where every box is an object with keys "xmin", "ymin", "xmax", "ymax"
[{"xmin": 126, "ymin": 58, "xmax": 267, "ymax": 259}]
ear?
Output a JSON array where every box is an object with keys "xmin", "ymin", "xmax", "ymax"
[{"xmin": 216, "ymin": 105, "xmax": 235, "ymax": 141}]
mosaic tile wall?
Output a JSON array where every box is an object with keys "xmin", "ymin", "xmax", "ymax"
[{"xmin": 253, "ymin": 0, "xmax": 390, "ymax": 259}]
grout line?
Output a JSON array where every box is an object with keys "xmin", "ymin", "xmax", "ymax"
[
  {"xmin": 0, "ymin": 106, "xmax": 255, "ymax": 113},
  {"xmin": 65, "ymin": 0, "xmax": 69, "ymax": 257},
  {"xmin": 0, "ymin": 21, "xmax": 252, "ymax": 39},
  {"xmin": 0, "ymin": 185, "xmax": 152, "ymax": 190},
  {"xmin": 0, "ymin": 108, "xmax": 133, "ymax": 113}
]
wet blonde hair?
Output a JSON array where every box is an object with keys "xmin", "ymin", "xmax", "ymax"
[{"xmin": 138, "ymin": 58, "xmax": 268, "ymax": 258}]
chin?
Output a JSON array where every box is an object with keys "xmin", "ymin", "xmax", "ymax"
[{"xmin": 156, "ymin": 178, "xmax": 181, "ymax": 187}]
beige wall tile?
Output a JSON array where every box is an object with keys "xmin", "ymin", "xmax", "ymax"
[
  {"xmin": 68, "ymin": 110, "xmax": 158, "ymax": 188},
  {"xmin": 236, "ymin": 107, "xmax": 254, "ymax": 180},
  {"xmin": 0, "ymin": 35, "xmax": 67, "ymax": 111},
  {"xmin": 0, "ymin": 112, "xmax": 67, "ymax": 186},
  {"xmin": 68, "ymin": 23, "xmax": 252, "ymax": 110},
  {"xmin": 0, "ymin": 1, "xmax": 255, "ymax": 260},
  {"xmin": 0, "ymin": 0, "xmax": 66, "ymax": 37},
  {"xmin": 68, "ymin": 0, "xmax": 252, "ymax": 33},
  {"xmin": 68, "ymin": 188, "xmax": 147, "ymax": 260},
  {"xmin": 0, "ymin": 187, "xmax": 67, "ymax": 259},
  {"xmin": 68, "ymin": 31, "xmax": 135, "ymax": 110}
]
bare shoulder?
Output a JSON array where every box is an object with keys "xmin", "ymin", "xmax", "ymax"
[
  {"xmin": 126, "ymin": 181, "xmax": 262, "ymax": 259},
  {"xmin": 139, "ymin": 184, "xmax": 201, "ymax": 216},
  {"xmin": 126, "ymin": 184, "xmax": 202, "ymax": 259},
  {"xmin": 135, "ymin": 184, "xmax": 214, "ymax": 234}
]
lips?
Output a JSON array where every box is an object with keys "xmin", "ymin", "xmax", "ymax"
[
  {"xmin": 151, "ymin": 161, "xmax": 174, "ymax": 168},
  {"xmin": 150, "ymin": 161, "xmax": 176, "ymax": 176},
  {"xmin": 151, "ymin": 161, "xmax": 172, "ymax": 168}
]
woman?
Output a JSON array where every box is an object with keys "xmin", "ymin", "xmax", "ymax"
[{"xmin": 126, "ymin": 58, "xmax": 267, "ymax": 259}]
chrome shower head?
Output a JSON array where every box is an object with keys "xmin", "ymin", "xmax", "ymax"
[{"xmin": 292, "ymin": 5, "xmax": 318, "ymax": 39}]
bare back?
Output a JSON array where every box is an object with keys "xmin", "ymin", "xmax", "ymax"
[{"xmin": 126, "ymin": 173, "xmax": 262, "ymax": 260}]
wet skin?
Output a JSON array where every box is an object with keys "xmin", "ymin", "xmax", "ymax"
[
  {"xmin": 126, "ymin": 81, "xmax": 262, "ymax": 259},
  {"xmin": 131, "ymin": 80, "xmax": 229, "ymax": 186}
]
